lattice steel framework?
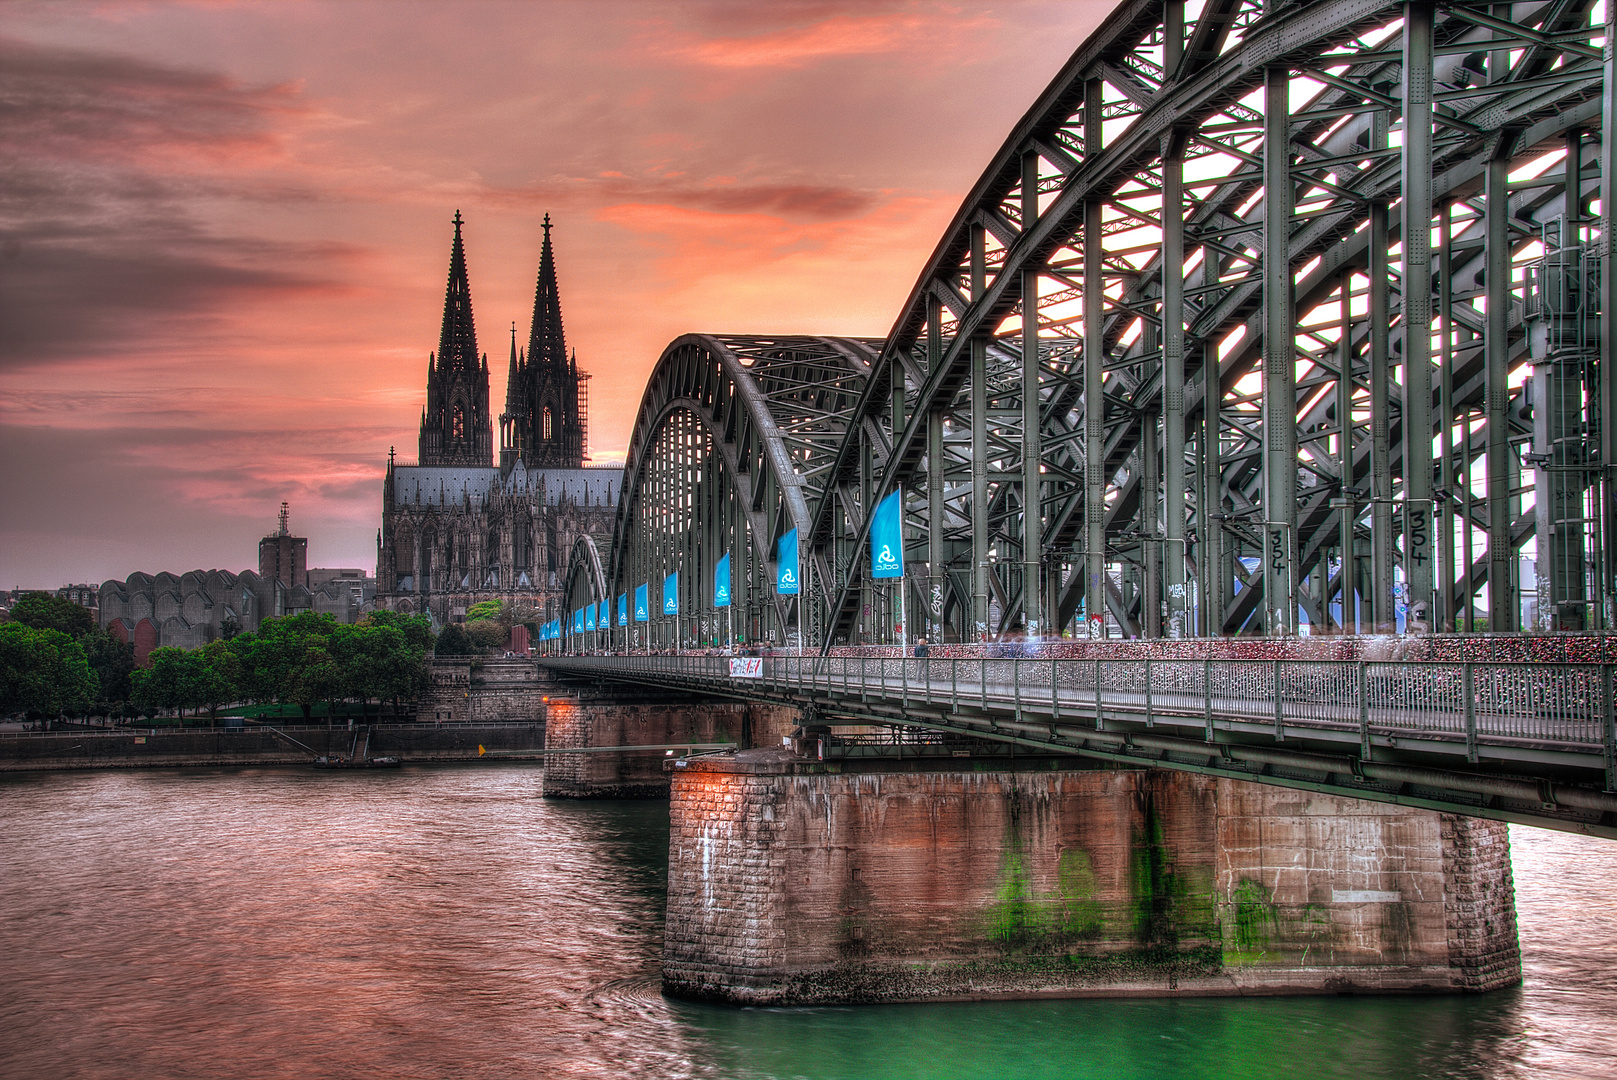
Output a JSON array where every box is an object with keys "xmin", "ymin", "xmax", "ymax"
[
  {"xmin": 601, "ymin": 0, "xmax": 1617, "ymax": 649},
  {"xmin": 566, "ymin": 336, "xmax": 874, "ymax": 650}
]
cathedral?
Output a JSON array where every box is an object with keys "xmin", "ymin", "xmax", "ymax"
[{"xmin": 376, "ymin": 212, "xmax": 619, "ymax": 626}]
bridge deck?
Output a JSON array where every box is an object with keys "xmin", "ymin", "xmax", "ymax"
[{"xmin": 539, "ymin": 654, "xmax": 1617, "ymax": 839}]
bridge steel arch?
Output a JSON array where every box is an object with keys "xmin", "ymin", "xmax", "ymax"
[
  {"xmin": 802, "ymin": 0, "xmax": 1615, "ymax": 647},
  {"xmin": 603, "ymin": 335, "xmax": 874, "ymax": 650},
  {"xmin": 560, "ymin": 533, "xmax": 609, "ymax": 649}
]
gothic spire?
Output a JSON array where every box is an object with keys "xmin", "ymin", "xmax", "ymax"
[
  {"xmin": 438, "ymin": 210, "xmax": 480, "ymax": 372},
  {"xmin": 419, "ymin": 211, "xmax": 493, "ymax": 467},
  {"xmin": 505, "ymin": 322, "xmax": 522, "ymax": 414},
  {"xmin": 528, "ymin": 212, "xmax": 567, "ymax": 375}
]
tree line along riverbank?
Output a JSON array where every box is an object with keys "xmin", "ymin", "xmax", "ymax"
[{"xmin": 2, "ymin": 594, "xmax": 438, "ymax": 724}]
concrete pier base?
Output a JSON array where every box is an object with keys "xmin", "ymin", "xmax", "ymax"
[{"xmin": 663, "ymin": 756, "xmax": 1520, "ymax": 1004}]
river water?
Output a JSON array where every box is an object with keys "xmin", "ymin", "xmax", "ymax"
[{"xmin": 0, "ymin": 766, "xmax": 1612, "ymax": 1080}]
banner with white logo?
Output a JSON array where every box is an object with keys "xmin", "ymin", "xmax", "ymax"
[
  {"xmin": 776, "ymin": 528, "xmax": 799, "ymax": 595},
  {"xmin": 714, "ymin": 552, "xmax": 731, "ymax": 608},
  {"xmin": 870, "ymin": 488, "xmax": 904, "ymax": 579}
]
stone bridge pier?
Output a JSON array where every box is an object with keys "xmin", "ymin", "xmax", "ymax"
[
  {"xmin": 422, "ymin": 658, "xmax": 801, "ymax": 797},
  {"xmin": 663, "ymin": 755, "xmax": 1521, "ymax": 1004},
  {"xmin": 542, "ymin": 690, "xmax": 800, "ymax": 798}
]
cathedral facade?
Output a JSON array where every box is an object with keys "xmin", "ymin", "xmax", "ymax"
[{"xmin": 376, "ymin": 213, "xmax": 618, "ymax": 627}]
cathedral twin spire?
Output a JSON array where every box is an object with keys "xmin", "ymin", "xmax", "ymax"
[
  {"xmin": 504, "ymin": 214, "xmax": 585, "ymax": 469},
  {"xmin": 417, "ymin": 211, "xmax": 584, "ymax": 469},
  {"xmin": 418, "ymin": 211, "xmax": 492, "ymax": 467}
]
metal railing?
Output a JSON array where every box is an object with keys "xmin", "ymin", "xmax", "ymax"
[{"xmin": 543, "ymin": 654, "xmax": 1617, "ymax": 762}]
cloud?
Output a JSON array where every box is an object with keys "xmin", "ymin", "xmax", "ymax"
[
  {"xmin": 0, "ymin": 36, "xmax": 355, "ymax": 366},
  {"xmin": 482, "ymin": 173, "xmax": 878, "ymax": 221},
  {"xmin": 0, "ymin": 35, "xmax": 307, "ymax": 166},
  {"xmin": 650, "ymin": 5, "xmax": 997, "ymax": 69}
]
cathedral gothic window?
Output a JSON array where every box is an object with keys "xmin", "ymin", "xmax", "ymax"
[
  {"xmin": 452, "ymin": 403, "xmax": 466, "ymax": 440},
  {"xmin": 543, "ymin": 407, "xmax": 552, "ymax": 441}
]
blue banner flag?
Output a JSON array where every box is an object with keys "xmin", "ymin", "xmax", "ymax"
[
  {"xmin": 570, "ymin": 609, "xmax": 582, "ymax": 634},
  {"xmin": 585, "ymin": 604, "xmax": 596, "ymax": 631},
  {"xmin": 714, "ymin": 552, "xmax": 731, "ymax": 608},
  {"xmin": 870, "ymin": 488, "xmax": 905, "ymax": 579},
  {"xmin": 776, "ymin": 528, "xmax": 799, "ymax": 595},
  {"xmin": 599, "ymin": 598, "xmax": 610, "ymax": 628},
  {"xmin": 663, "ymin": 572, "xmax": 679, "ymax": 615},
  {"xmin": 618, "ymin": 593, "xmax": 628, "ymax": 627},
  {"xmin": 634, "ymin": 583, "xmax": 649, "ymax": 622}
]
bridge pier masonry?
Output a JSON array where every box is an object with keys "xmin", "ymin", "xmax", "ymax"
[
  {"xmin": 663, "ymin": 753, "xmax": 1520, "ymax": 1005},
  {"xmin": 421, "ymin": 659, "xmax": 800, "ymax": 796},
  {"xmin": 542, "ymin": 691, "xmax": 800, "ymax": 798}
]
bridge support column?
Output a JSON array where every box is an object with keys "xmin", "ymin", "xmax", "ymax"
[{"xmin": 664, "ymin": 758, "xmax": 1519, "ymax": 1004}]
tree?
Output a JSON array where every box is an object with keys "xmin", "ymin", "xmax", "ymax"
[
  {"xmin": 79, "ymin": 628, "xmax": 135, "ymax": 708},
  {"xmin": 359, "ymin": 611, "xmax": 434, "ymax": 715},
  {"xmin": 8, "ymin": 592, "xmax": 95, "ymax": 637},
  {"xmin": 132, "ymin": 647, "xmax": 187, "ymax": 717},
  {"xmin": 465, "ymin": 619, "xmax": 506, "ymax": 651},
  {"xmin": 466, "ymin": 599, "xmax": 503, "ymax": 622},
  {"xmin": 252, "ymin": 612, "xmax": 342, "ymax": 720},
  {"xmin": 189, "ymin": 641, "xmax": 241, "ymax": 721},
  {"xmin": 361, "ymin": 610, "xmax": 435, "ymax": 654},
  {"xmin": 0, "ymin": 623, "xmax": 97, "ymax": 718},
  {"xmin": 435, "ymin": 623, "xmax": 473, "ymax": 656}
]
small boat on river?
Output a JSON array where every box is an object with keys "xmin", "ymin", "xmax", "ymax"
[{"xmin": 311, "ymin": 755, "xmax": 401, "ymax": 769}]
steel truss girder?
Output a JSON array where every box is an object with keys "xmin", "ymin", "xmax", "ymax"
[
  {"xmin": 582, "ymin": 335, "xmax": 874, "ymax": 649},
  {"xmin": 799, "ymin": 0, "xmax": 1613, "ymax": 646}
]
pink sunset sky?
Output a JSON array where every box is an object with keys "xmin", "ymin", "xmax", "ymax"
[{"xmin": 0, "ymin": 0, "xmax": 1112, "ymax": 589}]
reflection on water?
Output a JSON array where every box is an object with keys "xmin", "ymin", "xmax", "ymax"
[{"xmin": 0, "ymin": 766, "xmax": 1612, "ymax": 1080}]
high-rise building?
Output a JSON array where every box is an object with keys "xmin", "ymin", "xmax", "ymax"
[{"xmin": 258, "ymin": 502, "xmax": 307, "ymax": 589}]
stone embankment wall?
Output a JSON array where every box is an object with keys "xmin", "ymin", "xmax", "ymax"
[
  {"xmin": 0, "ymin": 723, "xmax": 546, "ymax": 771},
  {"xmin": 543, "ymin": 697, "xmax": 800, "ymax": 798},
  {"xmin": 664, "ymin": 760, "xmax": 1519, "ymax": 1004},
  {"xmin": 421, "ymin": 658, "xmax": 556, "ymax": 722}
]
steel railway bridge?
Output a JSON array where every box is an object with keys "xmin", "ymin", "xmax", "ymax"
[{"xmin": 541, "ymin": 0, "xmax": 1617, "ymax": 836}]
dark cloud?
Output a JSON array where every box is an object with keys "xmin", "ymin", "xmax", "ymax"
[
  {"xmin": 0, "ymin": 36, "xmax": 302, "ymax": 163},
  {"xmin": 0, "ymin": 36, "xmax": 350, "ymax": 366},
  {"xmin": 488, "ymin": 175, "xmax": 878, "ymax": 221}
]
